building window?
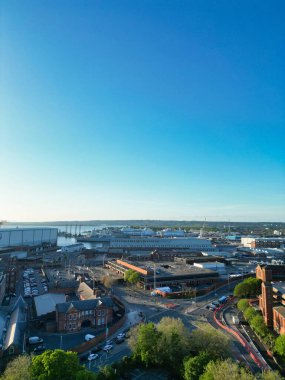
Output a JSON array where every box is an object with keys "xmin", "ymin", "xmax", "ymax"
[
  {"xmin": 97, "ymin": 310, "xmax": 101, "ymax": 317},
  {"xmin": 101, "ymin": 310, "xmax": 105, "ymax": 316},
  {"xmin": 69, "ymin": 314, "xmax": 72, "ymax": 320},
  {"xmin": 98, "ymin": 318, "xmax": 101, "ymax": 326},
  {"xmin": 73, "ymin": 314, "xmax": 77, "ymax": 320}
]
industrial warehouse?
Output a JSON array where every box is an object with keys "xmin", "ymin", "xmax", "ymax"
[
  {"xmin": 105, "ymin": 259, "xmax": 220, "ymax": 290},
  {"xmin": 0, "ymin": 228, "xmax": 58, "ymax": 249}
]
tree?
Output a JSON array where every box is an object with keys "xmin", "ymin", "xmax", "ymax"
[
  {"xmin": 129, "ymin": 322, "xmax": 161, "ymax": 367},
  {"xmin": 183, "ymin": 352, "xmax": 211, "ymax": 380},
  {"xmin": 244, "ymin": 306, "xmax": 258, "ymax": 322},
  {"xmin": 250, "ymin": 315, "xmax": 268, "ymax": 337},
  {"xmin": 31, "ymin": 349, "xmax": 84, "ymax": 380},
  {"xmin": 234, "ymin": 278, "xmax": 261, "ymax": 298},
  {"xmin": 274, "ymin": 335, "xmax": 285, "ymax": 358},
  {"xmin": 76, "ymin": 370, "xmax": 98, "ymax": 380},
  {"xmin": 97, "ymin": 365, "xmax": 118, "ymax": 380},
  {"xmin": 1, "ymin": 355, "xmax": 31, "ymax": 380},
  {"xmin": 200, "ymin": 359, "xmax": 255, "ymax": 380},
  {"xmin": 189, "ymin": 324, "xmax": 231, "ymax": 359},
  {"xmin": 237, "ymin": 299, "xmax": 249, "ymax": 313},
  {"xmin": 260, "ymin": 371, "xmax": 284, "ymax": 380},
  {"xmin": 156, "ymin": 317, "xmax": 191, "ymax": 366},
  {"xmin": 124, "ymin": 270, "xmax": 140, "ymax": 285}
]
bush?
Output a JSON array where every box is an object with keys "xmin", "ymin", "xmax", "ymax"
[{"xmin": 237, "ymin": 299, "xmax": 249, "ymax": 312}]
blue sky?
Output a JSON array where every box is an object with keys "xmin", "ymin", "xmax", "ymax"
[{"xmin": 1, "ymin": 1, "xmax": 284, "ymax": 222}]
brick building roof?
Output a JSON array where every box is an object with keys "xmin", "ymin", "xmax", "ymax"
[{"xmin": 56, "ymin": 297, "xmax": 113, "ymax": 313}]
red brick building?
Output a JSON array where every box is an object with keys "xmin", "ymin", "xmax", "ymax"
[
  {"xmin": 273, "ymin": 307, "xmax": 285, "ymax": 335},
  {"xmin": 56, "ymin": 297, "xmax": 113, "ymax": 332},
  {"xmin": 256, "ymin": 264, "xmax": 285, "ymax": 335}
]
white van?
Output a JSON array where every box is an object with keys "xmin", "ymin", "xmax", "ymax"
[
  {"xmin": 29, "ymin": 336, "xmax": 43, "ymax": 345},
  {"xmin": 85, "ymin": 334, "xmax": 95, "ymax": 341}
]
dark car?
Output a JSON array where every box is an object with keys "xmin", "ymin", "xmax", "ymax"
[
  {"xmin": 91, "ymin": 346, "xmax": 101, "ymax": 353},
  {"xmin": 115, "ymin": 337, "xmax": 125, "ymax": 344},
  {"xmin": 33, "ymin": 345, "xmax": 46, "ymax": 353}
]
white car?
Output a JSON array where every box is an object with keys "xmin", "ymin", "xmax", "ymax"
[
  {"xmin": 88, "ymin": 353, "xmax": 99, "ymax": 361},
  {"xmin": 103, "ymin": 344, "xmax": 113, "ymax": 352},
  {"xmin": 84, "ymin": 334, "xmax": 95, "ymax": 341},
  {"xmin": 117, "ymin": 333, "xmax": 125, "ymax": 339}
]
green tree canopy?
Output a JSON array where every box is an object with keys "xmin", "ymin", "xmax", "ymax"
[
  {"xmin": 260, "ymin": 370, "xmax": 284, "ymax": 380},
  {"xmin": 200, "ymin": 358, "xmax": 255, "ymax": 380},
  {"xmin": 156, "ymin": 317, "xmax": 191, "ymax": 368},
  {"xmin": 244, "ymin": 306, "xmax": 258, "ymax": 322},
  {"xmin": 183, "ymin": 351, "xmax": 211, "ymax": 380},
  {"xmin": 129, "ymin": 322, "xmax": 161, "ymax": 367},
  {"xmin": 31, "ymin": 349, "xmax": 84, "ymax": 380},
  {"xmin": 234, "ymin": 278, "xmax": 261, "ymax": 298},
  {"xmin": 189, "ymin": 324, "xmax": 231, "ymax": 359},
  {"xmin": 274, "ymin": 335, "xmax": 285, "ymax": 358},
  {"xmin": 124, "ymin": 270, "xmax": 140, "ymax": 285},
  {"xmin": 237, "ymin": 299, "xmax": 249, "ymax": 312},
  {"xmin": 1, "ymin": 355, "xmax": 31, "ymax": 380}
]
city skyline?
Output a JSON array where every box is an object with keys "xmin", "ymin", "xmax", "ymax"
[{"xmin": 1, "ymin": 1, "xmax": 284, "ymax": 222}]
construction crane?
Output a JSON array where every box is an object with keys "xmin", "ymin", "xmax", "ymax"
[{"xmin": 199, "ymin": 218, "xmax": 207, "ymax": 238}]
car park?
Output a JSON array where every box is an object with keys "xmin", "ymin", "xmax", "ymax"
[{"xmin": 88, "ymin": 353, "xmax": 99, "ymax": 361}]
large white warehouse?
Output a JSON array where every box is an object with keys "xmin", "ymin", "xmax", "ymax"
[{"xmin": 0, "ymin": 228, "xmax": 58, "ymax": 248}]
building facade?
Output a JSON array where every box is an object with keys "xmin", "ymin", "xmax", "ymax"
[{"xmin": 56, "ymin": 298, "xmax": 113, "ymax": 332}]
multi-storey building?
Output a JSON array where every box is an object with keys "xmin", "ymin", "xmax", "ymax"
[{"xmin": 256, "ymin": 264, "xmax": 285, "ymax": 335}]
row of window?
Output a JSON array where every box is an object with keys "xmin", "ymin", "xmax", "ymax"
[
  {"xmin": 67, "ymin": 310, "xmax": 105, "ymax": 320},
  {"xmin": 63, "ymin": 317, "xmax": 107, "ymax": 330}
]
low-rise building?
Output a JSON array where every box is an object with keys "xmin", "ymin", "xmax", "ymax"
[
  {"xmin": 106, "ymin": 259, "xmax": 219, "ymax": 290},
  {"xmin": 3, "ymin": 296, "xmax": 27, "ymax": 356},
  {"xmin": 56, "ymin": 297, "xmax": 114, "ymax": 332}
]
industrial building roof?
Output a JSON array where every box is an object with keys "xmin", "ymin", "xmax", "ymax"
[
  {"xmin": 56, "ymin": 297, "xmax": 114, "ymax": 313},
  {"xmin": 34, "ymin": 293, "xmax": 66, "ymax": 317},
  {"xmin": 115, "ymin": 259, "xmax": 218, "ymax": 278}
]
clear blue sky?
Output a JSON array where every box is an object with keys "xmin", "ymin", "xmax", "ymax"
[{"xmin": 1, "ymin": 1, "xmax": 284, "ymax": 222}]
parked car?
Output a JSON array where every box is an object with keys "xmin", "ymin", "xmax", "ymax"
[
  {"xmin": 115, "ymin": 337, "xmax": 125, "ymax": 344},
  {"xmin": 84, "ymin": 334, "xmax": 95, "ymax": 341},
  {"xmin": 88, "ymin": 353, "xmax": 99, "ymax": 361},
  {"xmin": 102, "ymin": 345, "xmax": 113, "ymax": 352},
  {"xmin": 29, "ymin": 336, "xmax": 43, "ymax": 345},
  {"xmin": 33, "ymin": 345, "xmax": 46, "ymax": 353}
]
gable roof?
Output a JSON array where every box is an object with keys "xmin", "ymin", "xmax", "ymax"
[
  {"xmin": 77, "ymin": 282, "xmax": 96, "ymax": 300},
  {"xmin": 34, "ymin": 293, "xmax": 66, "ymax": 316},
  {"xmin": 4, "ymin": 296, "xmax": 27, "ymax": 351},
  {"xmin": 56, "ymin": 297, "xmax": 114, "ymax": 313}
]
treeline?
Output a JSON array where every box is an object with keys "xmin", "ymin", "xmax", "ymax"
[{"xmin": 1, "ymin": 317, "xmax": 284, "ymax": 379}]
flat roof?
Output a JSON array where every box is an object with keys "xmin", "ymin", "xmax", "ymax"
[
  {"xmin": 115, "ymin": 259, "xmax": 217, "ymax": 278},
  {"xmin": 272, "ymin": 282, "xmax": 285, "ymax": 296},
  {"xmin": 274, "ymin": 306, "xmax": 285, "ymax": 318}
]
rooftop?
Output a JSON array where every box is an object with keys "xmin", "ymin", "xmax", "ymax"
[
  {"xmin": 274, "ymin": 306, "xmax": 285, "ymax": 318},
  {"xmin": 34, "ymin": 293, "xmax": 66, "ymax": 317},
  {"xmin": 56, "ymin": 297, "xmax": 114, "ymax": 314}
]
